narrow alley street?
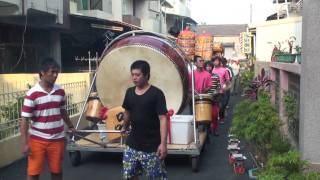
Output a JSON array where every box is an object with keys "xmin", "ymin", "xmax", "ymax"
[{"xmin": 0, "ymin": 96, "xmax": 250, "ymax": 180}]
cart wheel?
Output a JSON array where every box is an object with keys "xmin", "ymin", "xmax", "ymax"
[
  {"xmin": 191, "ymin": 156, "xmax": 199, "ymax": 172},
  {"xmin": 69, "ymin": 151, "xmax": 81, "ymax": 166}
]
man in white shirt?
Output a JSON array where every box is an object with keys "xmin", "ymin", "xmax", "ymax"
[{"xmin": 230, "ymin": 60, "xmax": 240, "ymax": 94}]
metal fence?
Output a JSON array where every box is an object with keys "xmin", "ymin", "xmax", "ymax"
[{"xmin": 0, "ymin": 81, "xmax": 87, "ymax": 140}]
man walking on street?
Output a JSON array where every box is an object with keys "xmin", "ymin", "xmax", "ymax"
[
  {"xmin": 121, "ymin": 60, "xmax": 168, "ymax": 180},
  {"xmin": 230, "ymin": 59, "xmax": 240, "ymax": 94},
  {"xmin": 192, "ymin": 56, "xmax": 212, "ymax": 94},
  {"xmin": 222, "ymin": 58, "xmax": 233, "ymax": 109},
  {"xmin": 20, "ymin": 58, "xmax": 75, "ymax": 180}
]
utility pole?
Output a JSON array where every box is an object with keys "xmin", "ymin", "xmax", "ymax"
[
  {"xmin": 160, "ymin": 0, "xmax": 164, "ymax": 33},
  {"xmin": 276, "ymin": 0, "xmax": 279, "ymax": 20},
  {"xmin": 285, "ymin": 0, "xmax": 290, "ymax": 18},
  {"xmin": 250, "ymin": 3, "xmax": 253, "ymax": 24}
]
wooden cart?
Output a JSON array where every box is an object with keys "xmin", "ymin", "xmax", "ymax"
[{"xmin": 66, "ymin": 61, "xmax": 207, "ymax": 172}]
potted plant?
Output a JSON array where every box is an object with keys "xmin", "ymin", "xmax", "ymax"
[
  {"xmin": 295, "ymin": 45, "xmax": 302, "ymax": 64},
  {"xmin": 274, "ymin": 37, "xmax": 297, "ymax": 63},
  {"xmin": 249, "ymin": 168, "xmax": 259, "ymax": 179},
  {"xmin": 257, "ymin": 151, "xmax": 307, "ymax": 179}
]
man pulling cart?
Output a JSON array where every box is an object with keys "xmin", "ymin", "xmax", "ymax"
[{"xmin": 66, "ymin": 31, "xmax": 209, "ymax": 174}]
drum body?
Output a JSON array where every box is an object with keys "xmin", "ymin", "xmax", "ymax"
[
  {"xmin": 86, "ymin": 93, "xmax": 102, "ymax": 122},
  {"xmin": 195, "ymin": 94, "xmax": 212, "ymax": 124},
  {"xmin": 105, "ymin": 106, "xmax": 125, "ymax": 142},
  {"xmin": 96, "ymin": 31, "xmax": 189, "ymax": 114}
]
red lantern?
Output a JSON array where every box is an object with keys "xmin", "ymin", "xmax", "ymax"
[
  {"xmin": 177, "ymin": 27, "xmax": 195, "ymax": 61},
  {"xmin": 195, "ymin": 32, "xmax": 213, "ymax": 61}
]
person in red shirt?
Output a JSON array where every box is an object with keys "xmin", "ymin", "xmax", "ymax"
[
  {"xmin": 212, "ymin": 56, "xmax": 231, "ymax": 124},
  {"xmin": 188, "ymin": 56, "xmax": 212, "ymax": 125},
  {"xmin": 192, "ymin": 56, "xmax": 212, "ymax": 94}
]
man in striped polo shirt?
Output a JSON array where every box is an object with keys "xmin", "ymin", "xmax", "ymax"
[{"xmin": 20, "ymin": 58, "xmax": 75, "ymax": 180}]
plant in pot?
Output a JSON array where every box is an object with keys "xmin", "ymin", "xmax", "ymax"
[
  {"xmin": 258, "ymin": 150, "xmax": 307, "ymax": 180},
  {"xmin": 232, "ymin": 89, "xmax": 292, "ymax": 179},
  {"xmin": 273, "ymin": 37, "xmax": 297, "ymax": 63},
  {"xmin": 232, "ymin": 91, "xmax": 281, "ymax": 179},
  {"xmin": 243, "ymin": 68, "xmax": 275, "ymax": 100},
  {"xmin": 295, "ymin": 45, "xmax": 302, "ymax": 64}
]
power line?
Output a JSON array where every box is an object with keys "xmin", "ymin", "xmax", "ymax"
[{"xmin": 11, "ymin": 12, "xmax": 28, "ymax": 72}]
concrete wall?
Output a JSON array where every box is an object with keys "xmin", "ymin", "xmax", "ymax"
[
  {"xmin": 0, "ymin": 0, "xmax": 63, "ymax": 21},
  {"xmin": 0, "ymin": 73, "xmax": 91, "ymax": 104},
  {"xmin": 214, "ymin": 36, "xmax": 244, "ymax": 59},
  {"xmin": 141, "ymin": 18, "xmax": 160, "ymax": 32},
  {"xmin": 26, "ymin": 0, "xmax": 64, "ymax": 23},
  {"xmin": 164, "ymin": 0, "xmax": 191, "ymax": 17},
  {"xmin": 122, "ymin": 0, "xmax": 133, "ymax": 15},
  {"xmin": 0, "ymin": 0, "xmax": 22, "ymax": 15},
  {"xmin": 111, "ymin": 0, "xmax": 122, "ymax": 21},
  {"xmin": 49, "ymin": 31, "xmax": 62, "ymax": 67},
  {"xmin": 254, "ymin": 17, "xmax": 302, "ymax": 62},
  {"xmin": 255, "ymin": 61, "xmax": 270, "ymax": 76},
  {"xmin": 0, "ymin": 73, "xmax": 90, "ymax": 90},
  {"xmin": 0, "ymin": 26, "xmax": 55, "ymax": 74},
  {"xmin": 0, "ymin": 114, "xmax": 88, "ymax": 168},
  {"xmin": 135, "ymin": 0, "xmax": 152, "ymax": 19},
  {"xmin": 270, "ymin": 63, "xmax": 301, "ymax": 148},
  {"xmin": 134, "ymin": 0, "xmax": 164, "ymax": 33},
  {"xmin": 0, "ymin": 73, "xmax": 91, "ymax": 107},
  {"xmin": 300, "ymin": 0, "xmax": 320, "ymax": 164}
]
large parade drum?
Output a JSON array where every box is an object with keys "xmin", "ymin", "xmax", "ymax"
[
  {"xmin": 96, "ymin": 31, "xmax": 189, "ymax": 114},
  {"xmin": 195, "ymin": 94, "xmax": 212, "ymax": 124}
]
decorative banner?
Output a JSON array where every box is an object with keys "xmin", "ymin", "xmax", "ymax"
[
  {"xmin": 195, "ymin": 33, "xmax": 213, "ymax": 61},
  {"xmin": 177, "ymin": 27, "xmax": 196, "ymax": 61},
  {"xmin": 240, "ymin": 32, "xmax": 252, "ymax": 54}
]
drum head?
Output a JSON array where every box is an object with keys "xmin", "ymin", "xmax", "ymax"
[{"xmin": 96, "ymin": 45, "xmax": 184, "ymax": 113}]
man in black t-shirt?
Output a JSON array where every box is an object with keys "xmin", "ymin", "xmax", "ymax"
[{"xmin": 122, "ymin": 60, "xmax": 168, "ymax": 180}]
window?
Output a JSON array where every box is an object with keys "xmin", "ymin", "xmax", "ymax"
[
  {"xmin": 104, "ymin": 0, "xmax": 112, "ymax": 14},
  {"xmin": 90, "ymin": 0, "xmax": 102, "ymax": 10},
  {"xmin": 149, "ymin": 0, "xmax": 160, "ymax": 13}
]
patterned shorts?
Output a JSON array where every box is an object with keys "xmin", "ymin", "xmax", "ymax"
[{"xmin": 123, "ymin": 146, "xmax": 168, "ymax": 180}]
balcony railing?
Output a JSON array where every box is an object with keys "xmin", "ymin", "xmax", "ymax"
[
  {"xmin": 70, "ymin": 0, "xmax": 113, "ymax": 20},
  {"xmin": 0, "ymin": 0, "xmax": 20, "ymax": 7},
  {"xmin": 0, "ymin": 0, "xmax": 63, "ymax": 23},
  {"xmin": 0, "ymin": 0, "xmax": 21, "ymax": 15}
]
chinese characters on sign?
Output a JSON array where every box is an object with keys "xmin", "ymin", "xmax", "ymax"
[{"xmin": 240, "ymin": 32, "xmax": 252, "ymax": 54}]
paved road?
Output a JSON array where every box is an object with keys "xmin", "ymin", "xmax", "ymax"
[{"xmin": 0, "ymin": 96, "xmax": 251, "ymax": 180}]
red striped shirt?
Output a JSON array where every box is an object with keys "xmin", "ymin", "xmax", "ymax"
[{"xmin": 21, "ymin": 83, "xmax": 66, "ymax": 141}]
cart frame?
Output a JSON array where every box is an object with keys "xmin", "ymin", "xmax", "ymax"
[{"xmin": 66, "ymin": 31, "xmax": 207, "ymax": 172}]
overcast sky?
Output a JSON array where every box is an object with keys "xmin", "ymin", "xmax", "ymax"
[{"xmin": 190, "ymin": 0, "xmax": 275, "ymax": 25}]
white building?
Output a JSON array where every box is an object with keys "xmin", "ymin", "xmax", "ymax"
[
  {"xmin": 249, "ymin": 0, "xmax": 320, "ymax": 165},
  {"xmin": 164, "ymin": 0, "xmax": 197, "ymax": 36},
  {"xmin": 69, "ymin": 0, "xmax": 195, "ymax": 34},
  {"xmin": 250, "ymin": 0, "xmax": 303, "ymax": 74}
]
